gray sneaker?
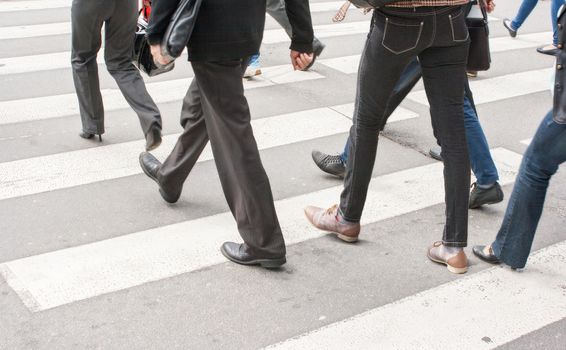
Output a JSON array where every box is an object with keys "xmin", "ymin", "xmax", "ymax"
[
  {"xmin": 503, "ymin": 19, "xmax": 517, "ymax": 38},
  {"xmin": 469, "ymin": 182, "xmax": 504, "ymax": 209},
  {"xmin": 311, "ymin": 150, "xmax": 346, "ymax": 178}
]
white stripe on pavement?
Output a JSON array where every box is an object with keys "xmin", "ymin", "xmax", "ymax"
[
  {"xmin": 319, "ymin": 32, "xmax": 554, "ymax": 74},
  {"xmin": 0, "ymin": 64, "xmax": 324, "ymax": 125},
  {"xmin": 0, "ymin": 1, "xmax": 347, "ymax": 13},
  {"xmin": 0, "ymin": 19, "xmax": 370, "ymax": 41},
  {"xmin": 330, "ymin": 103, "xmax": 418, "ymax": 122},
  {"xmin": 0, "ymin": 0, "xmax": 69, "ymax": 12},
  {"xmin": 0, "ymin": 148, "xmax": 522, "ymax": 312},
  {"xmin": 409, "ymin": 68, "xmax": 553, "ymax": 106},
  {"xmin": 521, "ymin": 138, "xmax": 533, "ymax": 145},
  {"xmin": 0, "ymin": 106, "xmax": 350, "ymax": 201},
  {"xmin": 265, "ymin": 240, "xmax": 566, "ymax": 350}
]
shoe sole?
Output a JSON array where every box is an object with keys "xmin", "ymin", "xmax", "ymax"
[
  {"xmin": 220, "ymin": 246, "xmax": 286, "ymax": 269},
  {"xmin": 427, "ymin": 251, "xmax": 468, "ymax": 274},
  {"xmin": 303, "ymin": 210, "xmax": 359, "ymax": 243},
  {"xmin": 145, "ymin": 139, "xmax": 162, "ymax": 152},
  {"xmin": 243, "ymin": 69, "xmax": 262, "ymax": 78},
  {"xmin": 469, "ymin": 196, "xmax": 504, "ymax": 209}
]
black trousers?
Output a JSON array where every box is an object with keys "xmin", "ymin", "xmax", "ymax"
[
  {"xmin": 71, "ymin": 0, "xmax": 161, "ymax": 135},
  {"xmin": 340, "ymin": 6, "xmax": 471, "ymax": 247},
  {"xmin": 157, "ymin": 59, "xmax": 286, "ymax": 258}
]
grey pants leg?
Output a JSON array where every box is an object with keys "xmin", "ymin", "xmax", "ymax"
[
  {"xmin": 266, "ymin": 0, "xmax": 322, "ymax": 48},
  {"xmin": 71, "ymin": 0, "xmax": 105, "ymax": 134},
  {"xmin": 159, "ymin": 59, "xmax": 286, "ymax": 258},
  {"xmin": 71, "ymin": 0, "xmax": 161, "ymax": 135}
]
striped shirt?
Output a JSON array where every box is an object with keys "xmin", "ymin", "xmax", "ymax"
[{"xmin": 387, "ymin": 0, "xmax": 469, "ymax": 7}]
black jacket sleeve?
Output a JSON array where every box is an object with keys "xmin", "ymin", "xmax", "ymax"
[
  {"xmin": 284, "ymin": 0, "xmax": 315, "ymax": 53},
  {"xmin": 146, "ymin": 0, "xmax": 180, "ymax": 45}
]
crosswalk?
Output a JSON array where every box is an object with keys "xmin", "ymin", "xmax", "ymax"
[{"xmin": 1, "ymin": 1, "xmax": 564, "ymax": 349}]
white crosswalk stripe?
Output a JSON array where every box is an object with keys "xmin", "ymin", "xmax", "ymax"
[
  {"xmin": 265, "ymin": 240, "xmax": 566, "ymax": 350},
  {"xmin": 0, "ymin": 148, "xmax": 522, "ymax": 312}
]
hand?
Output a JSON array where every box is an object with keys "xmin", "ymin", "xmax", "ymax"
[
  {"xmin": 290, "ymin": 50, "xmax": 314, "ymax": 71},
  {"xmin": 150, "ymin": 44, "xmax": 172, "ymax": 67},
  {"xmin": 481, "ymin": 0, "xmax": 495, "ymax": 13}
]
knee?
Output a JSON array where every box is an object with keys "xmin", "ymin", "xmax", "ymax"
[{"xmin": 521, "ymin": 156, "xmax": 558, "ymax": 188}]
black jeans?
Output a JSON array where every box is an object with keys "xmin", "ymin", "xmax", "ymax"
[{"xmin": 340, "ymin": 6, "xmax": 471, "ymax": 247}]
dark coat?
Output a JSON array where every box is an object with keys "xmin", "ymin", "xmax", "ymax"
[
  {"xmin": 147, "ymin": 0, "xmax": 314, "ymax": 62},
  {"xmin": 553, "ymin": 6, "xmax": 566, "ymax": 123}
]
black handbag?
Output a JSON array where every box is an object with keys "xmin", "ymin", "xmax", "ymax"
[
  {"xmin": 466, "ymin": 4, "xmax": 491, "ymax": 71},
  {"xmin": 161, "ymin": 0, "xmax": 203, "ymax": 59},
  {"xmin": 133, "ymin": 17, "xmax": 175, "ymax": 77}
]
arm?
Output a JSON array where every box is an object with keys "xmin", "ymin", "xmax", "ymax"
[
  {"xmin": 146, "ymin": 0, "xmax": 180, "ymax": 66},
  {"xmin": 284, "ymin": 0, "xmax": 315, "ymax": 70}
]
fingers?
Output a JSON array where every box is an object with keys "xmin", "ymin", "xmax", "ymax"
[{"xmin": 290, "ymin": 52, "xmax": 313, "ymax": 71}]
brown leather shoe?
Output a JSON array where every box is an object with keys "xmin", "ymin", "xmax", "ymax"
[
  {"xmin": 427, "ymin": 241, "xmax": 468, "ymax": 274},
  {"xmin": 304, "ymin": 204, "xmax": 360, "ymax": 242}
]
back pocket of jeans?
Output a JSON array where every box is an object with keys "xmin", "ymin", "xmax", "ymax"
[
  {"xmin": 449, "ymin": 10, "xmax": 469, "ymax": 42},
  {"xmin": 381, "ymin": 17, "xmax": 423, "ymax": 55}
]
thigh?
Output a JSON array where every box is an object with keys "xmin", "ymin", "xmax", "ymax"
[
  {"xmin": 71, "ymin": 0, "xmax": 106, "ymax": 59},
  {"xmin": 104, "ymin": 0, "xmax": 138, "ymax": 64}
]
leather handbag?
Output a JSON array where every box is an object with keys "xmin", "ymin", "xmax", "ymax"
[
  {"xmin": 466, "ymin": 3, "xmax": 491, "ymax": 71},
  {"xmin": 161, "ymin": 0, "xmax": 203, "ymax": 60},
  {"xmin": 133, "ymin": 17, "xmax": 175, "ymax": 77}
]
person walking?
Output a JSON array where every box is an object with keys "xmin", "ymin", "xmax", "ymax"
[
  {"xmin": 71, "ymin": 0, "xmax": 162, "ymax": 150},
  {"xmin": 503, "ymin": 0, "xmax": 566, "ymax": 55},
  {"xmin": 312, "ymin": 59, "xmax": 504, "ymax": 210},
  {"xmin": 244, "ymin": 0, "xmax": 326, "ymax": 77},
  {"xmin": 473, "ymin": 6, "xmax": 566, "ymax": 269},
  {"xmin": 140, "ymin": 0, "xmax": 315, "ymax": 268},
  {"xmin": 305, "ymin": 0, "xmax": 474, "ymax": 274}
]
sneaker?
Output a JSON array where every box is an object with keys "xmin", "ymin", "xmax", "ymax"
[
  {"xmin": 304, "ymin": 204, "xmax": 360, "ymax": 242},
  {"xmin": 244, "ymin": 54, "xmax": 261, "ymax": 78},
  {"xmin": 311, "ymin": 150, "xmax": 346, "ymax": 178},
  {"xmin": 469, "ymin": 182, "xmax": 504, "ymax": 209},
  {"xmin": 427, "ymin": 241, "xmax": 468, "ymax": 274},
  {"xmin": 503, "ymin": 19, "xmax": 517, "ymax": 38},
  {"xmin": 428, "ymin": 146, "xmax": 443, "ymax": 161}
]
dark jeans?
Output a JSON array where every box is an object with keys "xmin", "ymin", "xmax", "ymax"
[
  {"xmin": 157, "ymin": 58, "xmax": 286, "ymax": 258},
  {"xmin": 340, "ymin": 6, "xmax": 470, "ymax": 247},
  {"xmin": 492, "ymin": 111, "xmax": 566, "ymax": 268},
  {"xmin": 340, "ymin": 60, "xmax": 499, "ymax": 187}
]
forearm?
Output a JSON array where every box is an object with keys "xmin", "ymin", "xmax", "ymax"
[
  {"xmin": 284, "ymin": 0, "xmax": 314, "ymax": 53},
  {"xmin": 146, "ymin": 0, "xmax": 181, "ymax": 45}
]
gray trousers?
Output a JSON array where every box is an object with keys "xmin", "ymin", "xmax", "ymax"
[
  {"xmin": 266, "ymin": 0, "xmax": 323, "ymax": 49},
  {"xmin": 157, "ymin": 59, "xmax": 286, "ymax": 258},
  {"xmin": 71, "ymin": 0, "xmax": 161, "ymax": 135}
]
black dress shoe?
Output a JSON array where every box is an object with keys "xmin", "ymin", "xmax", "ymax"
[
  {"xmin": 304, "ymin": 42, "xmax": 326, "ymax": 70},
  {"xmin": 469, "ymin": 182, "xmax": 504, "ymax": 209},
  {"xmin": 429, "ymin": 146, "xmax": 443, "ymax": 161},
  {"xmin": 311, "ymin": 150, "xmax": 346, "ymax": 178},
  {"xmin": 536, "ymin": 45, "xmax": 559, "ymax": 56},
  {"xmin": 220, "ymin": 242, "xmax": 286, "ymax": 269},
  {"xmin": 145, "ymin": 126, "xmax": 162, "ymax": 151},
  {"xmin": 139, "ymin": 152, "xmax": 180, "ymax": 203},
  {"xmin": 472, "ymin": 245, "xmax": 500, "ymax": 264},
  {"xmin": 79, "ymin": 131, "xmax": 102, "ymax": 142}
]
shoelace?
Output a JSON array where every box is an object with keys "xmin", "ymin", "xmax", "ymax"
[
  {"xmin": 322, "ymin": 155, "xmax": 343, "ymax": 166},
  {"xmin": 325, "ymin": 204, "xmax": 338, "ymax": 216}
]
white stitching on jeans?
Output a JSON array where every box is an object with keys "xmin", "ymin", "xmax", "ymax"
[
  {"xmin": 449, "ymin": 10, "xmax": 469, "ymax": 42},
  {"xmin": 381, "ymin": 17, "xmax": 424, "ymax": 55}
]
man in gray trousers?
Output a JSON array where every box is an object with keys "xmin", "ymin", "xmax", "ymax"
[{"xmin": 71, "ymin": 0, "xmax": 162, "ymax": 150}]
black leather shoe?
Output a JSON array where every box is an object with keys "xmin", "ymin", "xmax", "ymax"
[
  {"xmin": 220, "ymin": 242, "xmax": 286, "ymax": 269},
  {"xmin": 312, "ymin": 150, "xmax": 346, "ymax": 178},
  {"xmin": 304, "ymin": 41, "xmax": 326, "ymax": 70},
  {"xmin": 536, "ymin": 45, "xmax": 559, "ymax": 56},
  {"xmin": 145, "ymin": 126, "xmax": 162, "ymax": 151},
  {"xmin": 429, "ymin": 146, "xmax": 443, "ymax": 161},
  {"xmin": 472, "ymin": 245, "xmax": 500, "ymax": 264},
  {"xmin": 139, "ymin": 152, "xmax": 180, "ymax": 203},
  {"xmin": 79, "ymin": 131, "xmax": 102, "ymax": 142},
  {"xmin": 503, "ymin": 19, "xmax": 517, "ymax": 38},
  {"xmin": 469, "ymin": 182, "xmax": 504, "ymax": 209}
]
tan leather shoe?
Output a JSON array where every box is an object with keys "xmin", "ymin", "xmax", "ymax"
[
  {"xmin": 427, "ymin": 241, "xmax": 468, "ymax": 274},
  {"xmin": 304, "ymin": 204, "xmax": 360, "ymax": 242}
]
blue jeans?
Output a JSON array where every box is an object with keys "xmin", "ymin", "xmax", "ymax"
[
  {"xmin": 341, "ymin": 65, "xmax": 499, "ymax": 187},
  {"xmin": 511, "ymin": 0, "xmax": 565, "ymax": 45},
  {"xmin": 491, "ymin": 111, "xmax": 566, "ymax": 268}
]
